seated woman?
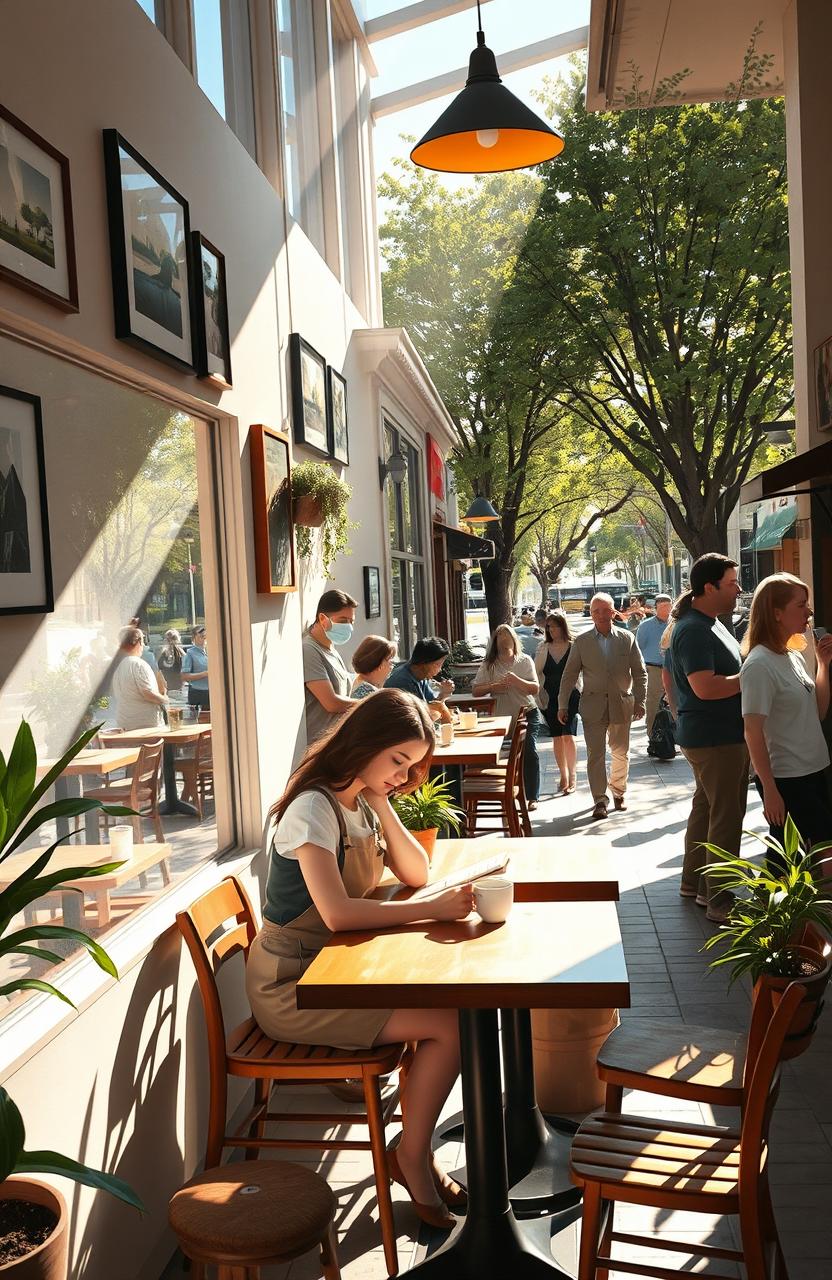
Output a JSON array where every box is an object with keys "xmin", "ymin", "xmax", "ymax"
[
  {"xmin": 351, "ymin": 635, "xmax": 397, "ymax": 699},
  {"xmin": 472, "ymin": 623, "xmax": 542, "ymax": 808},
  {"xmin": 246, "ymin": 689, "xmax": 473, "ymax": 1229},
  {"xmin": 385, "ymin": 636, "xmax": 454, "ymax": 723}
]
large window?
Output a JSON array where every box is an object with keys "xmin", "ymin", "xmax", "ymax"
[
  {"xmin": 333, "ymin": 36, "xmax": 365, "ymax": 308},
  {"xmin": 385, "ymin": 422, "xmax": 427, "ymax": 655},
  {"xmin": 0, "ymin": 337, "xmax": 232, "ymax": 1020},
  {"xmin": 193, "ymin": 0, "xmax": 257, "ymax": 159},
  {"xmin": 276, "ymin": 0, "xmax": 326, "ymax": 256}
]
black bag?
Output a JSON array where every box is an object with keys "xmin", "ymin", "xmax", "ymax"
[{"xmin": 647, "ymin": 699, "xmax": 676, "ymax": 760}]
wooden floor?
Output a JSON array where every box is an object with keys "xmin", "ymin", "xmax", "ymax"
[{"xmin": 161, "ymin": 723, "xmax": 832, "ymax": 1280}]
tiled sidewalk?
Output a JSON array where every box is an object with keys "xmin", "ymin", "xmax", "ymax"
[{"xmin": 162, "ymin": 724, "xmax": 832, "ymax": 1279}]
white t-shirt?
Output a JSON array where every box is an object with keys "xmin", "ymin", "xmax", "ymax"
[
  {"xmin": 473, "ymin": 652, "xmax": 538, "ymax": 718},
  {"xmin": 740, "ymin": 645, "xmax": 830, "ymax": 778},
  {"xmin": 111, "ymin": 655, "xmax": 163, "ymax": 730},
  {"xmin": 275, "ymin": 791, "xmax": 373, "ymax": 861}
]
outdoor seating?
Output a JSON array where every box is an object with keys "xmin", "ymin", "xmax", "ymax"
[
  {"xmin": 570, "ymin": 981, "xmax": 807, "ymax": 1280},
  {"xmin": 176, "ymin": 728, "xmax": 214, "ymax": 818},
  {"xmin": 168, "ymin": 1159, "xmax": 341, "ymax": 1280},
  {"xmin": 451, "ymin": 695, "xmax": 496, "ymax": 714},
  {"xmin": 84, "ymin": 738, "xmax": 166, "ymax": 846},
  {"xmin": 176, "ymin": 876, "xmax": 412, "ymax": 1279},
  {"xmin": 462, "ymin": 709, "xmax": 531, "ymax": 837}
]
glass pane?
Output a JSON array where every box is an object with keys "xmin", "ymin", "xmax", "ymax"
[
  {"xmin": 194, "ymin": 0, "xmax": 227, "ymax": 119},
  {"xmin": 391, "ymin": 558, "xmax": 405, "ymax": 653},
  {"xmin": 385, "ymin": 423, "xmax": 398, "ymax": 550},
  {"xmin": 402, "ymin": 441, "xmax": 421, "ymax": 555},
  {"xmin": 134, "ymin": 0, "xmax": 160, "ymax": 24},
  {"xmin": 276, "ymin": 0, "xmax": 326, "ymax": 256},
  {"xmin": 0, "ymin": 336, "xmax": 229, "ymax": 1019},
  {"xmin": 405, "ymin": 561, "xmax": 422, "ymax": 648}
]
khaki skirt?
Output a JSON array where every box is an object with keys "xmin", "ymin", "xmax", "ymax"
[{"xmin": 245, "ymin": 921, "xmax": 392, "ymax": 1051}]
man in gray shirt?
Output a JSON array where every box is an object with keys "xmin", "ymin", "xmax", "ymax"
[{"xmin": 302, "ymin": 588, "xmax": 358, "ymax": 744}]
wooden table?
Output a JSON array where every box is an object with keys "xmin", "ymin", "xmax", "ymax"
[
  {"xmin": 38, "ymin": 747, "xmax": 142, "ymax": 843},
  {"xmin": 5, "ymin": 842, "xmax": 171, "ymax": 930},
  {"xmin": 431, "ymin": 731, "xmax": 506, "ymax": 768},
  {"xmin": 451, "ymin": 714, "xmax": 512, "ymax": 739},
  {"xmin": 299, "ymin": 901, "xmax": 629, "ymax": 1278},
  {"xmin": 99, "ymin": 724, "xmax": 211, "ymax": 818}
]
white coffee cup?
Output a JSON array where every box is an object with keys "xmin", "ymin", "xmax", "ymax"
[
  {"xmin": 439, "ymin": 721, "xmax": 454, "ymax": 747},
  {"xmin": 474, "ymin": 876, "xmax": 513, "ymax": 923},
  {"xmin": 459, "ymin": 710, "xmax": 478, "ymax": 730},
  {"xmin": 109, "ymin": 824, "xmax": 134, "ymax": 859}
]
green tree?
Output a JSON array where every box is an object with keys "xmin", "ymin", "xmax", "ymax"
[{"xmin": 512, "ymin": 38, "xmax": 792, "ymax": 558}]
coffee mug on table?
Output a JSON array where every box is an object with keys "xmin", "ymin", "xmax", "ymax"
[
  {"xmin": 473, "ymin": 876, "xmax": 513, "ymax": 923},
  {"xmin": 459, "ymin": 710, "xmax": 478, "ymax": 730},
  {"xmin": 109, "ymin": 824, "xmax": 134, "ymax": 859},
  {"xmin": 439, "ymin": 721, "xmax": 454, "ymax": 747}
]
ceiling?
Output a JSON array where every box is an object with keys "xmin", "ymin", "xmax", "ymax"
[{"xmin": 586, "ymin": 0, "xmax": 788, "ymax": 111}]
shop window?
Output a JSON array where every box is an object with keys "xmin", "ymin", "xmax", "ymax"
[
  {"xmin": 385, "ymin": 422, "xmax": 426, "ymax": 655},
  {"xmin": 0, "ymin": 337, "xmax": 233, "ymax": 1021},
  {"xmin": 276, "ymin": 0, "xmax": 327, "ymax": 257},
  {"xmin": 193, "ymin": 0, "xmax": 257, "ymax": 160}
]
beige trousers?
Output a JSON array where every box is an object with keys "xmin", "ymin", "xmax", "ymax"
[
  {"xmin": 645, "ymin": 666, "xmax": 664, "ymax": 732},
  {"xmin": 679, "ymin": 742, "xmax": 749, "ymax": 907},
  {"xmin": 582, "ymin": 716, "xmax": 632, "ymax": 805}
]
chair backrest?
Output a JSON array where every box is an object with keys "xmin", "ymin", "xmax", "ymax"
[
  {"xmin": 130, "ymin": 738, "xmax": 164, "ymax": 807},
  {"xmin": 505, "ymin": 710, "xmax": 527, "ymax": 795},
  {"xmin": 196, "ymin": 729, "xmax": 213, "ymax": 769},
  {"xmin": 455, "ymin": 696, "xmax": 496, "ymax": 715},
  {"xmin": 176, "ymin": 876, "xmax": 259, "ymax": 1072},
  {"xmin": 739, "ymin": 982, "xmax": 806, "ymax": 1195},
  {"xmin": 198, "ymin": 709, "xmax": 211, "ymax": 723}
]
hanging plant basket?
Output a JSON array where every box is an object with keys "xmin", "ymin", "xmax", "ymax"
[
  {"xmin": 290, "ymin": 460, "xmax": 357, "ymax": 575},
  {"xmin": 293, "ymin": 495, "xmax": 324, "ymax": 528}
]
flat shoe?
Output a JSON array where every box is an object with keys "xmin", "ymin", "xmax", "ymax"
[
  {"xmin": 528, "ymin": 800, "xmax": 538, "ymax": 811},
  {"xmin": 591, "ymin": 802, "xmax": 608, "ymax": 820},
  {"xmin": 431, "ymin": 1158, "xmax": 467, "ymax": 1210},
  {"xmin": 613, "ymin": 796, "xmax": 627, "ymax": 811},
  {"xmin": 388, "ymin": 1147, "xmax": 456, "ymax": 1230}
]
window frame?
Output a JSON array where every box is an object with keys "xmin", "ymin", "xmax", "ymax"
[{"xmin": 384, "ymin": 417, "xmax": 429, "ymax": 656}]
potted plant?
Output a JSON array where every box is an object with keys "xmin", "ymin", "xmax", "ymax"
[
  {"xmin": 291, "ymin": 460, "xmax": 357, "ymax": 576},
  {"xmin": 703, "ymin": 818, "xmax": 832, "ymax": 1058},
  {"xmin": 0, "ymin": 721, "xmax": 143, "ymax": 1276},
  {"xmin": 440, "ymin": 640, "xmax": 482, "ymax": 694},
  {"xmin": 392, "ymin": 777, "xmax": 463, "ymax": 860}
]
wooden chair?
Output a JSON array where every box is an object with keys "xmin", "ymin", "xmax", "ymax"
[
  {"xmin": 598, "ymin": 922, "xmax": 830, "ymax": 1112},
  {"xmin": 85, "ymin": 738, "xmax": 166, "ymax": 846},
  {"xmin": 198, "ymin": 708, "xmax": 211, "ymax": 723},
  {"xmin": 462, "ymin": 712, "xmax": 531, "ymax": 837},
  {"xmin": 570, "ymin": 981, "xmax": 806, "ymax": 1280},
  {"xmin": 452, "ymin": 695, "xmax": 496, "ymax": 715},
  {"xmin": 169, "ymin": 1159, "xmax": 341, "ymax": 1280},
  {"xmin": 176, "ymin": 730, "xmax": 214, "ymax": 818},
  {"xmin": 176, "ymin": 876, "xmax": 412, "ymax": 1279}
]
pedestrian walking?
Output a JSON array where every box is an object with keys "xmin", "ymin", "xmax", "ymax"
[
  {"xmin": 668, "ymin": 553, "xmax": 745, "ymax": 922},
  {"xmin": 558, "ymin": 592, "xmax": 647, "ymax": 820},
  {"xmin": 473, "ymin": 624, "xmax": 543, "ymax": 808},
  {"xmin": 535, "ymin": 611, "xmax": 579, "ymax": 794},
  {"xmin": 740, "ymin": 573, "xmax": 832, "ymax": 859},
  {"xmin": 637, "ymin": 594, "xmax": 673, "ymax": 735}
]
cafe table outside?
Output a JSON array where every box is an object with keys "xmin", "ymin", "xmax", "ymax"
[
  {"xmin": 298, "ymin": 899, "xmax": 629, "ymax": 1279},
  {"xmin": 99, "ymin": 723, "xmax": 211, "ymax": 818}
]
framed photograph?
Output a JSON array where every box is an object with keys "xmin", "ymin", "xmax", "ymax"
[
  {"xmin": 103, "ymin": 129, "xmax": 193, "ymax": 369},
  {"xmin": 289, "ymin": 332, "xmax": 329, "ymax": 455},
  {"xmin": 327, "ymin": 366, "xmax": 349, "ymax": 465},
  {"xmin": 364, "ymin": 565, "xmax": 381, "ymax": 619},
  {"xmin": 191, "ymin": 231, "xmax": 232, "ymax": 386},
  {"xmin": 250, "ymin": 424, "xmax": 296, "ymax": 595},
  {"xmin": 0, "ymin": 103, "xmax": 78, "ymax": 311},
  {"xmin": 0, "ymin": 385, "xmax": 53, "ymax": 615},
  {"xmin": 815, "ymin": 335, "xmax": 832, "ymax": 431}
]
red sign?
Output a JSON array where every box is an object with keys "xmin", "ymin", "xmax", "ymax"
[{"xmin": 427, "ymin": 434, "xmax": 445, "ymax": 500}]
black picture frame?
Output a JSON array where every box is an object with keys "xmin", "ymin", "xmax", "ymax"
[
  {"xmin": 0, "ymin": 103, "xmax": 79, "ymax": 311},
  {"xmin": 327, "ymin": 366, "xmax": 349, "ymax": 465},
  {"xmin": 103, "ymin": 129, "xmax": 194, "ymax": 370},
  {"xmin": 815, "ymin": 334, "xmax": 832, "ymax": 432},
  {"xmin": 364, "ymin": 565, "xmax": 381, "ymax": 619},
  {"xmin": 0, "ymin": 384, "xmax": 53, "ymax": 616},
  {"xmin": 250, "ymin": 424, "xmax": 297, "ymax": 594},
  {"xmin": 289, "ymin": 332, "xmax": 329, "ymax": 456},
  {"xmin": 191, "ymin": 231, "xmax": 232, "ymax": 386}
]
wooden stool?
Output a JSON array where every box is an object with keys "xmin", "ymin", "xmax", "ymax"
[{"xmin": 168, "ymin": 1161, "xmax": 341, "ymax": 1280}]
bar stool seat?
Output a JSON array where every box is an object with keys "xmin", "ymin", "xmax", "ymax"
[{"xmin": 168, "ymin": 1160, "xmax": 340, "ymax": 1278}]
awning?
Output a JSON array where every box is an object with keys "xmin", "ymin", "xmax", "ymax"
[
  {"xmin": 434, "ymin": 522, "xmax": 495, "ymax": 562},
  {"xmin": 740, "ymin": 439, "xmax": 832, "ymax": 504},
  {"xmin": 746, "ymin": 504, "xmax": 796, "ymax": 551}
]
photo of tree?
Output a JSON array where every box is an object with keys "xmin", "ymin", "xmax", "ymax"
[{"xmin": 0, "ymin": 143, "xmax": 55, "ymax": 269}]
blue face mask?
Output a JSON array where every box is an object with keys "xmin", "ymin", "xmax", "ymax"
[{"xmin": 326, "ymin": 618, "xmax": 353, "ymax": 646}]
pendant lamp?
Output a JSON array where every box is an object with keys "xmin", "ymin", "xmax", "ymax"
[
  {"xmin": 464, "ymin": 495, "xmax": 500, "ymax": 523},
  {"xmin": 410, "ymin": 0, "xmax": 564, "ymax": 174}
]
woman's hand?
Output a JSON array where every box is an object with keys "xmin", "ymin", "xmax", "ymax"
[
  {"xmin": 427, "ymin": 883, "xmax": 475, "ymax": 921},
  {"xmin": 816, "ymin": 634, "xmax": 832, "ymax": 667},
  {"xmin": 362, "ymin": 789, "xmax": 391, "ymax": 814},
  {"xmin": 762, "ymin": 782, "xmax": 786, "ymax": 828}
]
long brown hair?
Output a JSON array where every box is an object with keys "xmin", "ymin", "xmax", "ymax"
[
  {"xmin": 272, "ymin": 688, "xmax": 435, "ymax": 822},
  {"xmin": 545, "ymin": 611, "xmax": 572, "ymax": 642},
  {"xmin": 485, "ymin": 624, "xmax": 520, "ymax": 667},
  {"xmin": 742, "ymin": 572, "xmax": 809, "ymax": 657}
]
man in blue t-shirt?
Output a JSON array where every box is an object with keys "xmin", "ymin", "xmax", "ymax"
[
  {"xmin": 385, "ymin": 636, "xmax": 453, "ymax": 722},
  {"xmin": 668, "ymin": 555, "xmax": 745, "ymax": 922},
  {"xmin": 181, "ymin": 624, "xmax": 210, "ymax": 711},
  {"xmin": 637, "ymin": 594, "xmax": 672, "ymax": 733}
]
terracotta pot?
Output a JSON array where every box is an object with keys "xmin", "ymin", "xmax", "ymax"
[
  {"xmin": 756, "ymin": 946, "xmax": 832, "ymax": 1061},
  {"xmin": 293, "ymin": 495, "xmax": 324, "ymax": 527},
  {"xmin": 530, "ymin": 1007, "xmax": 620, "ymax": 1113},
  {"xmin": 0, "ymin": 1178, "xmax": 68, "ymax": 1279},
  {"xmin": 410, "ymin": 828, "xmax": 439, "ymax": 861}
]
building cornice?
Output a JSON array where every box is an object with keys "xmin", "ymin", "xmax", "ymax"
[{"xmin": 352, "ymin": 327, "xmax": 458, "ymax": 454}]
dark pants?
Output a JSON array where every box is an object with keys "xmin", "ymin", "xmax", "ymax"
[
  {"xmin": 187, "ymin": 684, "xmax": 210, "ymax": 710},
  {"xmin": 754, "ymin": 770, "xmax": 832, "ymax": 865},
  {"xmin": 523, "ymin": 707, "xmax": 541, "ymax": 803}
]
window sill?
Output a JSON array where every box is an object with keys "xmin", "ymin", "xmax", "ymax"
[{"xmin": 0, "ymin": 844, "xmax": 263, "ymax": 1081}]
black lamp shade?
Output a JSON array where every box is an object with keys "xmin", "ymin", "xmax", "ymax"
[
  {"xmin": 464, "ymin": 495, "xmax": 500, "ymax": 522},
  {"xmin": 411, "ymin": 34, "xmax": 563, "ymax": 174}
]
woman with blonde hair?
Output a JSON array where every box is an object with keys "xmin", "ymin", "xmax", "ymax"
[
  {"xmin": 472, "ymin": 623, "xmax": 542, "ymax": 807},
  {"xmin": 535, "ymin": 611, "xmax": 579, "ymax": 794},
  {"xmin": 740, "ymin": 572, "xmax": 832, "ymax": 854}
]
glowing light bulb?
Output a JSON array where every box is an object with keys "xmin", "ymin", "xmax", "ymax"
[{"xmin": 476, "ymin": 128, "xmax": 500, "ymax": 149}]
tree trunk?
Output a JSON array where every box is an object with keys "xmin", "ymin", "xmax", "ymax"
[{"xmin": 482, "ymin": 556, "xmax": 513, "ymax": 632}]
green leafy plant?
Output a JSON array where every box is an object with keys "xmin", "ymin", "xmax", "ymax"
[
  {"xmin": 702, "ymin": 818, "xmax": 832, "ymax": 984},
  {"xmin": 439, "ymin": 640, "xmax": 482, "ymax": 688},
  {"xmin": 392, "ymin": 777, "xmax": 464, "ymax": 835},
  {"xmin": 292, "ymin": 460, "xmax": 357, "ymax": 576},
  {"xmin": 0, "ymin": 720, "xmax": 143, "ymax": 1210}
]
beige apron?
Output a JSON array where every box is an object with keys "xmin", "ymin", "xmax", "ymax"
[{"xmin": 246, "ymin": 792, "xmax": 393, "ymax": 1051}]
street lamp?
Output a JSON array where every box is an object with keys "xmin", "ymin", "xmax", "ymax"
[
  {"xmin": 587, "ymin": 541, "xmax": 597, "ymax": 593},
  {"xmin": 182, "ymin": 527, "xmax": 197, "ymax": 628}
]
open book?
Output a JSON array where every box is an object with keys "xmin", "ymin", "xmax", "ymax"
[{"xmin": 411, "ymin": 852, "xmax": 510, "ymax": 900}]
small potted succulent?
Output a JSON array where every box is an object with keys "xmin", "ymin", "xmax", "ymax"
[
  {"xmin": 291, "ymin": 460, "xmax": 356, "ymax": 576},
  {"xmin": 392, "ymin": 777, "xmax": 463, "ymax": 860},
  {"xmin": 0, "ymin": 721, "xmax": 143, "ymax": 1276},
  {"xmin": 703, "ymin": 818, "xmax": 832, "ymax": 1058}
]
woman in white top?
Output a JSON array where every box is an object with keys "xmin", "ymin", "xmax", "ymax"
[
  {"xmin": 110, "ymin": 626, "xmax": 168, "ymax": 729},
  {"xmin": 740, "ymin": 572, "xmax": 832, "ymax": 857},
  {"xmin": 472, "ymin": 623, "xmax": 542, "ymax": 808},
  {"xmin": 246, "ymin": 689, "xmax": 473, "ymax": 1230}
]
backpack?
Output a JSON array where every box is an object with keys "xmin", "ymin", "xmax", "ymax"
[{"xmin": 647, "ymin": 699, "xmax": 676, "ymax": 760}]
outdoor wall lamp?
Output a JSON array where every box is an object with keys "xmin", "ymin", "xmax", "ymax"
[
  {"xmin": 378, "ymin": 447, "xmax": 408, "ymax": 489},
  {"xmin": 464, "ymin": 495, "xmax": 500, "ymax": 522},
  {"xmin": 410, "ymin": 0, "xmax": 564, "ymax": 174},
  {"xmin": 761, "ymin": 419, "xmax": 795, "ymax": 445}
]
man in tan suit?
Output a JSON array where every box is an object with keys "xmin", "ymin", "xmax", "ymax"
[{"xmin": 558, "ymin": 593, "xmax": 648, "ymax": 819}]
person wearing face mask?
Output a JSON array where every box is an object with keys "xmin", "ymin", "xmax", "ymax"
[{"xmin": 303, "ymin": 589, "xmax": 359, "ymax": 744}]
